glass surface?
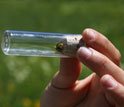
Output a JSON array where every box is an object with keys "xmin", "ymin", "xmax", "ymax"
[{"xmin": 1, "ymin": 30, "xmax": 84, "ymax": 57}]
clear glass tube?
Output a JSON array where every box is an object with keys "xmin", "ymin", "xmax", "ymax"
[{"xmin": 1, "ymin": 30, "xmax": 85, "ymax": 57}]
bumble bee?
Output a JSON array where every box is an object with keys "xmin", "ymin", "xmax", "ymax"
[{"xmin": 55, "ymin": 42, "xmax": 64, "ymax": 52}]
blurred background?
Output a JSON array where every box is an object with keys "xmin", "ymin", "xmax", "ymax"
[{"xmin": 0, "ymin": 0, "xmax": 124, "ymax": 106}]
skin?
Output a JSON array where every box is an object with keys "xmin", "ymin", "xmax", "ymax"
[{"xmin": 40, "ymin": 28, "xmax": 124, "ymax": 107}]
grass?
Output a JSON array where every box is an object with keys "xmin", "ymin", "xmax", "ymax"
[{"xmin": 0, "ymin": 0, "xmax": 124, "ymax": 106}]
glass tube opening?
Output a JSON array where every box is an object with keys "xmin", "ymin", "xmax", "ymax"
[{"xmin": 1, "ymin": 31, "xmax": 10, "ymax": 55}]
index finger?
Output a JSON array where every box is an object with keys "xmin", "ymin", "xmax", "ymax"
[
  {"xmin": 77, "ymin": 47, "xmax": 124, "ymax": 85},
  {"xmin": 82, "ymin": 28, "xmax": 121, "ymax": 66}
]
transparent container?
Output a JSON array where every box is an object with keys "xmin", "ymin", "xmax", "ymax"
[{"xmin": 1, "ymin": 30, "xmax": 85, "ymax": 57}]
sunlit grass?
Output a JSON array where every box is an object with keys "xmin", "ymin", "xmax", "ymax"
[{"xmin": 0, "ymin": 0, "xmax": 124, "ymax": 106}]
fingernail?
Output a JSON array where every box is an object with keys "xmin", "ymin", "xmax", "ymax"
[
  {"xmin": 86, "ymin": 29, "xmax": 96, "ymax": 40},
  {"xmin": 77, "ymin": 47, "xmax": 91, "ymax": 60},
  {"xmin": 102, "ymin": 75, "xmax": 117, "ymax": 89}
]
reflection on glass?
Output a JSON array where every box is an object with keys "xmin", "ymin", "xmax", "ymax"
[{"xmin": 1, "ymin": 30, "xmax": 85, "ymax": 57}]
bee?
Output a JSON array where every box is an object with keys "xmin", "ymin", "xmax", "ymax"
[{"xmin": 55, "ymin": 42, "xmax": 64, "ymax": 52}]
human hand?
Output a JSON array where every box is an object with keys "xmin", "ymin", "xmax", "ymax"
[{"xmin": 41, "ymin": 28, "xmax": 123, "ymax": 107}]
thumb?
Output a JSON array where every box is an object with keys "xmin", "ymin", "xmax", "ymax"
[
  {"xmin": 100, "ymin": 74, "xmax": 124, "ymax": 106},
  {"xmin": 52, "ymin": 58, "xmax": 81, "ymax": 88}
]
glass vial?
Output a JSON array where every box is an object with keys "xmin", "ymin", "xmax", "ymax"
[{"xmin": 1, "ymin": 30, "xmax": 85, "ymax": 57}]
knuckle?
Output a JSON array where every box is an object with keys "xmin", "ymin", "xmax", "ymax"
[
  {"xmin": 116, "ymin": 50, "xmax": 121, "ymax": 62},
  {"xmin": 103, "ymin": 37, "xmax": 110, "ymax": 49},
  {"xmin": 113, "ymin": 49, "xmax": 121, "ymax": 66},
  {"xmin": 100, "ymin": 57, "xmax": 108, "ymax": 71},
  {"xmin": 102, "ymin": 37, "xmax": 121, "ymax": 65}
]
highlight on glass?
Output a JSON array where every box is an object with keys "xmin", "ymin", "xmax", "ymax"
[{"xmin": 1, "ymin": 30, "xmax": 85, "ymax": 57}]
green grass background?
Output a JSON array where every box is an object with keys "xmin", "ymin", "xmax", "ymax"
[{"xmin": 0, "ymin": 0, "xmax": 124, "ymax": 106}]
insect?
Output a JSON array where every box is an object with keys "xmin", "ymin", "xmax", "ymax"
[{"xmin": 55, "ymin": 42, "xmax": 64, "ymax": 52}]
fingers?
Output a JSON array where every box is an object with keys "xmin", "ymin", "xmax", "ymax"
[
  {"xmin": 82, "ymin": 28, "xmax": 121, "ymax": 66},
  {"xmin": 100, "ymin": 74, "xmax": 124, "ymax": 106},
  {"xmin": 77, "ymin": 47, "xmax": 124, "ymax": 85},
  {"xmin": 41, "ymin": 74, "xmax": 94, "ymax": 107},
  {"xmin": 51, "ymin": 58, "xmax": 81, "ymax": 88}
]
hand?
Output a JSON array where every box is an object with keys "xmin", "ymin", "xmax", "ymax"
[{"xmin": 40, "ymin": 29, "xmax": 123, "ymax": 107}]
